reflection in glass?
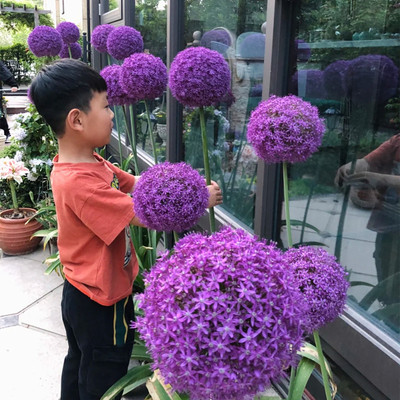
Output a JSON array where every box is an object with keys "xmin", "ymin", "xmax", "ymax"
[
  {"xmin": 184, "ymin": 0, "xmax": 267, "ymax": 229},
  {"xmin": 284, "ymin": 0, "xmax": 400, "ymax": 360}
]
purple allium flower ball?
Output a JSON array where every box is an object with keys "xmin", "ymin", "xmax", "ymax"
[
  {"xmin": 132, "ymin": 162, "xmax": 209, "ymax": 232},
  {"xmin": 283, "ymin": 246, "xmax": 349, "ymax": 333},
  {"xmin": 135, "ymin": 226, "xmax": 305, "ymax": 400},
  {"xmin": 345, "ymin": 54, "xmax": 399, "ymax": 105},
  {"xmin": 295, "ymin": 39, "xmax": 311, "ymax": 62},
  {"xmin": 169, "ymin": 47, "xmax": 231, "ymax": 108},
  {"xmin": 106, "ymin": 26, "xmax": 143, "ymax": 60},
  {"xmin": 239, "ymin": 33, "xmax": 265, "ymax": 59},
  {"xmin": 100, "ymin": 65, "xmax": 136, "ymax": 106},
  {"xmin": 323, "ymin": 60, "xmax": 351, "ymax": 100},
  {"xmin": 56, "ymin": 21, "xmax": 80, "ymax": 44},
  {"xmin": 28, "ymin": 26, "xmax": 63, "ymax": 57},
  {"xmin": 200, "ymin": 29, "xmax": 232, "ymax": 49},
  {"xmin": 91, "ymin": 24, "xmax": 115, "ymax": 53},
  {"xmin": 120, "ymin": 53, "xmax": 167, "ymax": 100},
  {"xmin": 247, "ymin": 95, "xmax": 325, "ymax": 164},
  {"xmin": 59, "ymin": 42, "xmax": 82, "ymax": 59}
]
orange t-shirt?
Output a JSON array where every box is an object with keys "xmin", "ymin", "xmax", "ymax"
[{"xmin": 51, "ymin": 153, "xmax": 137, "ymax": 306}]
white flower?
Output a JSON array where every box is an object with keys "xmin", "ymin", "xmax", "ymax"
[
  {"xmin": 27, "ymin": 171, "xmax": 38, "ymax": 181},
  {"xmin": 0, "ymin": 157, "xmax": 29, "ymax": 184},
  {"xmin": 29, "ymin": 158, "xmax": 44, "ymax": 167},
  {"xmin": 12, "ymin": 127, "xmax": 27, "ymax": 141},
  {"xmin": 45, "ymin": 159, "xmax": 53, "ymax": 166},
  {"xmin": 13, "ymin": 151, "xmax": 24, "ymax": 162}
]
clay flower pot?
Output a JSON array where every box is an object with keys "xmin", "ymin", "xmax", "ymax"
[{"xmin": 0, "ymin": 208, "xmax": 42, "ymax": 255}]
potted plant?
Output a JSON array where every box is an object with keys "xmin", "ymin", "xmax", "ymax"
[{"xmin": 0, "ymin": 157, "xmax": 42, "ymax": 255}]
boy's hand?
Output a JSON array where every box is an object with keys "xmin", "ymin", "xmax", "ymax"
[{"xmin": 207, "ymin": 180, "xmax": 223, "ymax": 208}]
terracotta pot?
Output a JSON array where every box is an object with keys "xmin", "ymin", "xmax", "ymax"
[{"xmin": 0, "ymin": 208, "xmax": 43, "ymax": 255}]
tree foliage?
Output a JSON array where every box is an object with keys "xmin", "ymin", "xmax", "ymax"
[{"xmin": 0, "ymin": 0, "xmax": 53, "ymax": 31}]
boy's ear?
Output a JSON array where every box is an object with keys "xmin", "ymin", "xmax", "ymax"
[{"xmin": 66, "ymin": 108, "xmax": 83, "ymax": 131}]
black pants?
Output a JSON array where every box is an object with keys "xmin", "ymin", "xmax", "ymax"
[
  {"xmin": 61, "ymin": 280, "xmax": 135, "ymax": 400},
  {"xmin": 0, "ymin": 115, "xmax": 10, "ymax": 137}
]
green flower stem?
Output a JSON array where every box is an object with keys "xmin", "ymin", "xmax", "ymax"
[
  {"xmin": 144, "ymin": 100, "xmax": 158, "ymax": 164},
  {"xmin": 68, "ymin": 46, "xmax": 72, "ymax": 58},
  {"xmin": 107, "ymin": 54, "xmax": 112, "ymax": 66},
  {"xmin": 199, "ymin": 106, "xmax": 216, "ymax": 233},
  {"xmin": 114, "ymin": 106, "xmax": 123, "ymax": 165},
  {"xmin": 287, "ymin": 367, "xmax": 296, "ymax": 400},
  {"xmin": 282, "ymin": 161, "xmax": 293, "ymax": 248},
  {"xmin": 9, "ymin": 180, "xmax": 19, "ymax": 212},
  {"xmin": 128, "ymin": 104, "xmax": 140, "ymax": 174},
  {"xmin": 173, "ymin": 231, "xmax": 179, "ymax": 244},
  {"xmin": 313, "ymin": 331, "xmax": 332, "ymax": 400}
]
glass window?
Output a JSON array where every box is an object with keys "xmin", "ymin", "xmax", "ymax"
[
  {"xmin": 135, "ymin": 0, "xmax": 167, "ymax": 163},
  {"xmin": 284, "ymin": 0, "xmax": 400, "ymax": 352},
  {"xmin": 183, "ymin": 0, "xmax": 268, "ymax": 229}
]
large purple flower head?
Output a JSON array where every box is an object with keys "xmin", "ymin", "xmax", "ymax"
[
  {"xmin": 56, "ymin": 21, "xmax": 80, "ymax": 44},
  {"xmin": 200, "ymin": 29, "xmax": 232, "ymax": 49},
  {"xmin": 59, "ymin": 42, "xmax": 82, "ymax": 59},
  {"xmin": 28, "ymin": 26, "xmax": 63, "ymax": 57},
  {"xmin": 135, "ymin": 226, "xmax": 305, "ymax": 400},
  {"xmin": 132, "ymin": 162, "xmax": 209, "ymax": 232},
  {"xmin": 239, "ymin": 33, "xmax": 265, "ymax": 59},
  {"xmin": 323, "ymin": 60, "xmax": 351, "ymax": 100},
  {"xmin": 247, "ymin": 95, "xmax": 325, "ymax": 164},
  {"xmin": 283, "ymin": 246, "xmax": 349, "ymax": 334},
  {"xmin": 120, "ymin": 53, "xmax": 167, "ymax": 100},
  {"xmin": 100, "ymin": 65, "xmax": 136, "ymax": 106},
  {"xmin": 169, "ymin": 47, "xmax": 231, "ymax": 108},
  {"xmin": 345, "ymin": 54, "xmax": 399, "ymax": 105},
  {"xmin": 91, "ymin": 24, "xmax": 115, "ymax": 53},
  {"xmin": 106, "ymin": 26, "xmax": 143, "ymax": 60}
]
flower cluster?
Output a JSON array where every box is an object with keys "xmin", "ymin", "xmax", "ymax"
[
  {"xmin": 135, "ymin": 226, "xmax": 305, "ymax": 400},
  {"xmin": 27, "ymin": 26, "xmax": 62, "ymax": 57},
  {"xmin": 322, "ymin": 60, "xmax": 351, "ymax": 100},
  {"xmin": 100, "ymin": 64, "xmax": 136, "ymax": 106},
  {"xmin": 238, "ymin": 33, "xmax": 265, "ymax": 59},
  {"xmin": 284, "ymin": 246, "xmax": 349, "ymax": 333},
  {"xmin": 200, "ymin": 29, "xmax": 232, "ymax": 49},
  {"xmin": 169, "ymin": 47, "xmax": 231, "ymax": 108},
  {"xmin": 120, "ymin": 53, "xmax": 168, "ymax": 100},
  {"xmin": 0, "ymin": 157, "xmax": 29, "ymax": 184},
  {"xmin": 247, "ymin": 95, "xmax": 325, "ymax": 164},
  {"xmin": 106, "ymin": 26, "xmax": 143, "ymax": 60},
  {"xmin": 290, "ymin": 70, "xmax": 326, "ymax": 99},
  {"xmin": 345, "ymin": 54, "xmax": 398, "ymax": 105},
  {"xmin": 91, "ymin": 24, "xmax": 115, "ymax": 53},
  {"xmin": 56, "ymin": 21, "xmax": 80, "ymax": 44},
  {"xmin": 132, "ymin": 162, "xmax": 209, "ymax": 232}
]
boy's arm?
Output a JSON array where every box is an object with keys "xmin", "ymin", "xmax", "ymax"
[
  {"xmin": 130, "ymin": 175, "xmax": 145, "ymax": 227},
  {"xmin": 207, "ymin": 180, "xmax": 223, "ymax": 208}
]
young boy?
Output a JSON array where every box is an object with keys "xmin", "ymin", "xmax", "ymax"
[{"xmin": 29, "ymin": 59, "xmax": 222, "ymax": 400}]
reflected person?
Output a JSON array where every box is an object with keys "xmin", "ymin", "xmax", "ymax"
[{"xmin": 335, "ymin": 133, "xmax": 400, "ymax": 306}]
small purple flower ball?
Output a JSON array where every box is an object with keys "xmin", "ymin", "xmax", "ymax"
[
  {"xmin": 247, "ymin": 95, "xmax": 325, "ymax": 164},
  {"xmin": 132, "ymin": 162, "xmax": 209, "ymax": 232},
  {"xmin": 135, "ymin": 226, "xmax": 305, "ymax": 400},
  {"xmin": 169, "ymin": 47, "xmax": 231, "ymax": 108},
  {"xmin": 290, "ymin": 70, "xmax": 326, "ymax": 98},
  {"xmin": 100, "ymin": 64, "xmax": 136, "ymax": 106},
  {"xmin": 239, "ymin": 33, "xmax": 265, "ymax": 59},
  {"xmin": 28, "ymin": 26, "xmax": 63, "ymax": 57},
  {"xmin": 56, "ymin": 21, "xmax": 80, "ymax": 44},
  {"xmin": 284, "ymin": 246, "xmax": 349, "ymax": 333},
  {"xmin": 120, "ymin": 53, "xmax": 167, "ymax": 100},
  {"xmin": 200, "ymin": 29, "xmax": 232, "ymax": 49},
  {"xmin": 106, "ymin": 26, "xmax": 143, "ymax": 60},
  {"xmin": 91, "ymin": 24, "xmax": 115, "ymax": 53},
  {"xmin": 59, "ymin": 42, "xmax": 82, "ymax": 59}
]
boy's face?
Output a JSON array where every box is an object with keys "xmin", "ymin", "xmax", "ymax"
[{"xmin": 82, "ymin": 91, "xmax": 114, "ymax": 148}]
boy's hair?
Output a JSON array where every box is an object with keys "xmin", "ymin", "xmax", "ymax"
[{"xmin": 29, "ymin": 59, "xmax": 107, "ymax": 136}]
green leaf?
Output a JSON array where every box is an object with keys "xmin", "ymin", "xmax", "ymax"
[
  {"xmin": 292, "ymin": 241, "xmax": 327, "ymax": 248},
  {"xmin": 289, "ymin": 358, "xmax": 316, "ymax": 400},
  {"xmin": 349, "ymin": 280, "xmax": 375, "ymax": 288},
  {"xmin": 281, "ymin": 219, "xmax": 321, "ymax": 234},
  {"xmin": 297, "ymin": 342, "xmax": 333, "ymax": 378},
  {"xmin": 150, "ymin": 377, "xmax": 172, "ymax": 400},
  {"xmin": 100, "ymin": 364, "xmax": 152, "ymax": 400},
  {"xmin": 131, "ymin": 344, "xmax": 152, "ymax": 361},
  {"xmin": 121, "ymin": 377, "xmax": 148, "ymax": 396}
]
